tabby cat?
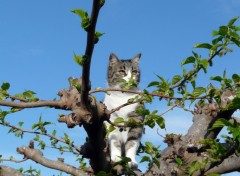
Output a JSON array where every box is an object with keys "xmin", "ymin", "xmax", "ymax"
[{"xmin": 103, "ymin": 53, "xmax": 144, "ymax": 168}]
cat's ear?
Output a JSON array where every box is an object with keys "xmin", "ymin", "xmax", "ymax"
[
  {"xmin": 109, "ymin": 53, "xmax": 120, "ymax": 64},
  {"xmin": 131, "ymin": 53, "xmax": 141, "ymax": 63}
]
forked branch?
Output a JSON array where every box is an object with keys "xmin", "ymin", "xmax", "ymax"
[{"xmin": 17, "ymin": 143, "xmax": 88, "ymax": 176}]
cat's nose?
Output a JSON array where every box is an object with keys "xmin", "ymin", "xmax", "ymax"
[{"xmin": 123, "ymin": 70, "xmax": 132, "ymax": 82}]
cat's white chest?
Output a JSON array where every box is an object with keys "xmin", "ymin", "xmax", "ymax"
[{"xmin": 103, "ymin": 91, "xmax": 139, "ymax": 121}]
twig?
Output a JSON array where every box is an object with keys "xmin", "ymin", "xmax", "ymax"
[
  {"xmin": 171, "ymin": 47, "xmax": 223, "ymax": 89},
  {"xmin": 90, "ymin": 88, "xmax": 208, "ymax": 100},
  {"xmin": 0, "ymin": 100, "xmax": 62, "ymax": 109},
  {"xmin": 46, "ymin": 146, "xmax": 79, "ymax": 155},
  {"xmin": 0, "ymin": 122, "xmax": 81, "ymax": 153},
  {"xmin": 1, "ymin": 158, "xmax": 28, "ymax": 163},
  {"xmin": 7, "ymin": 95, "xmax": 28, "ymax": 102},
  {"xmin": 159, "ymin": 104, "xmax": 177, "ymax": 116},
  {"xmin": 108, "ymin": 101, "xmax": 139, "ymax": 115}
]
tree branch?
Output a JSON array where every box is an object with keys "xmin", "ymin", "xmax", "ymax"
[
  {"xmin": 0, "ymin": 122, "xmax": 81, "ymax": 153},
  {"xmin": 0, "ymin": 100, "xmax": 62, "ymax": 109},
  {"xmin": 17, "ymin": 145, "xmax": 89, "ymax": 176},
  {"xmin": 206, "ymin": 154, "xmax": 240, "ymax": 174},
  {"xmin": 0, "ymin": 165, "xmax": 25, "ymax": 176},
  {"xmin": 171, "ymin": 47, "xmax": 223, "ymax": 89},
  {"xmin": 90, "ymin": 88, "xmax": 208, "ymax": 100},
  {"xmin": 80, "ymin": 0, "xmax": 101, "ymax": 112},
  {"xmin": 1, "ymin": 158, "xmax": 28, "ymax": 163}
]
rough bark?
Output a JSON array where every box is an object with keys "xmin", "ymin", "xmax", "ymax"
[
  {"xmin": 17, "ymin": 144, "xmax": 89, "ymax": 176},
  {"xmin": 0, "ymin": 165, "xmax": 25, "ymax": 176},
  {"xmin": 144, "ymin": 91, "xmax": 238, "ymax": 176}
]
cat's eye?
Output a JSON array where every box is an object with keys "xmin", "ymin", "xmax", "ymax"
[
  {"xmin": 132, "ymin": 70, "xmax": 138, "ymax": 75},
  {"xmin": 119, "ymin": 70, "xmax": 126, "ymax": 75}
]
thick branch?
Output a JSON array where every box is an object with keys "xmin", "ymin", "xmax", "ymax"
[
  {"xmin": 0, "ymin": 165, "xmax": 25, "ymax": 176},
  {"xmin": 206, "ymin": 154, "xmax": 240, "ymax": 174},
  {"xmin": 17, "ymin": 145, "xmax": 88, "ymax": 176},
  {"xmin": 145, "ymin": 90, "xmax": 238, "ymax": 176}
]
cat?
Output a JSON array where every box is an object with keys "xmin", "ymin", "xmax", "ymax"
[{"xmin": 103, "ymin": 53, "xmax": 144, "ymax": 168}]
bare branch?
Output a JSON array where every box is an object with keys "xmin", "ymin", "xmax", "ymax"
[
  {"xmin": 107, "ymin": 101, "xmax": 138, "ymax": 115},
  {"xmin": 0, "ymin": 100, "xmax": 62, "ymax": 109},
  {"xmin": 17, "ymin": 145, "xmax": 89, "ymax": 176},
  {"xmin": 1, "ymin": 158, "xmax": 28, "ymax": 163},
  {"xmin": 159, "ymin": 104, "xmax": 177, "ymax": 116}
]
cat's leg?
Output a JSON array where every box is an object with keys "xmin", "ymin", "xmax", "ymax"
[
  {"xmin": 125, "ymin": 139, "xmax": 139, "ymax": 168},
  {"xmin": 109, "ymin": 130, "xmax": 122, "ymax": 163},
  {"xmin": 125, "ymin": 112, "xmax": 144, "ymax": 168}
]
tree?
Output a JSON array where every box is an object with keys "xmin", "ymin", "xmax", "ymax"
[{"xmin": 1, "ymin": 0, "xmax": 240, "ymax": 175}]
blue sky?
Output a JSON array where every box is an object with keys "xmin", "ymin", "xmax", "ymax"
[{"xmin": 0, "ymin": 0, "xmax": 240, "ymax": 175}]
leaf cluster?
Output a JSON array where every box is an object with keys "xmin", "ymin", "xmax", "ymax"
[
  {"xmin": 137, "ymin": 108, "xmax": 165, "ymax": 129},
  {"xmin": 140, "ymin": 142, "xmax": 161, "ymax": 169}
]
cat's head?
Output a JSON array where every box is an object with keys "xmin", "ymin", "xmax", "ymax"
[{"xmin": 107, "ymin": 53, "xmax": 141, "ymax": 89}]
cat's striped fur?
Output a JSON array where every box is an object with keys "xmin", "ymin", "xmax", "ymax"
[{"xmin": 103, "ymin": 53, "xmax": 144, "ymax": 168}]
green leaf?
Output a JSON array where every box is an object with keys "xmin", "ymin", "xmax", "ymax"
[
  {"xmin": 94, "ymin": 31, "xmax": 104, "ymax": 44},
  {"xmin": 171, "ymin": 75, "xmax": 182, "ymax": 85},
  {"xmin": 181, "ymin": 56, "xmax": 195, "ymax": 66},
  {"xmin": 219, "ymin": 26, "xmax": 228, "ymax": 36},
  {"xmin": 208, "ymin": 174, "xmax": 221, "ymax": 176},
  {"xmin": 114, "ymin": 117, "xmax": 124, "ymax": 124},
  {"xmin": 136, "ymin": 108, "xmax": 150, "ymax": 115},
  {"xmin": 236, "ymin": 26, "xmax": 240, "ymax": 31},
  {"xmin": 71, "ymin": 9, "xmax": 87, "ymax": 19},
  {"xmin": 212, "ymin": 36, "xmax": 223, "ymax": 45},
  {"xmin": 225, "ymin": 95, "xmax": 240, "ymax": 110},
  {"xmin": 232, "ymin": 74, "xmax": 240, "ymax": 83},
  {"xmin": 231, "ymin": 38, "xmax": 240, "ymax": 47},
  {"xmin": 200, "ymin": 59, "xmax": 209, "ymax": 73},
  {"xmin": 210, "ymin": 76, "xmax": 223, "ymax": 82},
  {"xmin": 156, "ymin": 117, "xmax": 165, "ymax": 129},
  {"xmin": 174, "ymin": 157, "xmax": 183, "ymax": 167},
  {"xmin": 0, "ymin": 92, "xmax": 5, "ymax": 100},
  {"xmin": 153, "ymin": 158, "xmax": 160, "ymax": 168},
  {"xmin": 1, "ymin": 82, "xmax": 10, "ymax": 91},
  {"xmin": 52, "ymin": 129, "xmax": 56, "ymax": 136},
  {"xmin": 73, "ymin": 53, "xmax": 85, "ymax": 66},
  {"xmin": 194, "ymin": 43, "xmax": 212, "ymax": 49},
  {"xmin": 71, "ymin": 9, "xmax": 91, "ymax": 31},
  {"xmin": 18, "ymin": 122, "xmax": 24, "ymax": 127},
  {"xmin": 192, "ymin": 87, "xmax": 206, "ymax": 97},
  {"xmin": 147, "ymin": 81, "xmax": 159, "ymax": 88},
  {"xmin": 210, "ymin": 118, "xmax": 233, "ymax": 130},
  {"xmin": 140, "ymin": 156, "xmax": 151, "ymax": 163},
  {"xmin": 107, "ymin": 125, "xmax": 116, "ymax": 135},
  {"xmin": 228, "ymin": 16, "xmax": 239, "ymax": 26},
  {"xmin": 143, "ymin": 117, "xmax": 155, "ymax": 128},
  {"xmin": 23, "ymin": 90, "xmax": 38, "ymax": 102},
  {"xmin": 212, "ymin": 30, "xmax": 219, "ymax": 37}
]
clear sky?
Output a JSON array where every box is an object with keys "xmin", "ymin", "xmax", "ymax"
[{"xmin": 0, "ymin": 0, "xmax": 240, "ymax": 175}]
